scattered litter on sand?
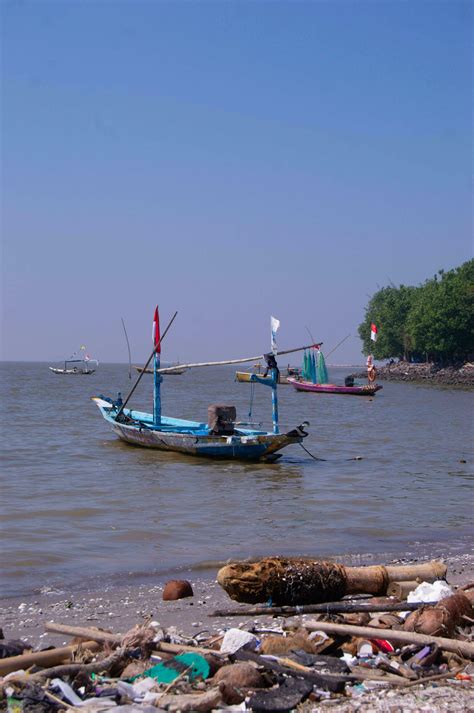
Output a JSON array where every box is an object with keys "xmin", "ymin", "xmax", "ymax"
[{"xmin": 1, "ymin": 556, "xmax": 473, "ymax": 711}]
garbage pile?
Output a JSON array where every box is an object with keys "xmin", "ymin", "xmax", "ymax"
[{"xmin": 1, "ymin": 558, "xmax": 473, "ymax": 712}]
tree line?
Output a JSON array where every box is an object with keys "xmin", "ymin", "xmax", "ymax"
[{"xmin": 358, "ymin": 260, "xmax": 473, "ymax": 363}]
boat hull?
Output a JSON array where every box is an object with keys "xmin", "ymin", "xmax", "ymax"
[
  {"xmin": 235, "ymin": 371, "xmax": 290, "ymax": 385},
  {"xmin": 288, "ymin": 378, "xmax": 382, "ymax": 396},
  {"xmin": 92, "ymin": 398, "xmax": 308, "ymax": 462},
  {"xmin": 49, "ymin": 367, "xmax": 95, "ymax": 375}
]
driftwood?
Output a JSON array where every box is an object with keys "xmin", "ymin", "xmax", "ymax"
[
  {"xmin": 45, "ymin": 622, "xmax": 120, "ymax": 644},
  {"xmin": 303, "ymin": 620, "xmax": 474, "ymax": 659},
  {"xmin": 0, "ymin": 641, "xmax": 101, "ymax": 676},
  {"xmin": 211, "ymin": 598, "xmax": 434, "ymax": 617},
  {"xmin": 44, "ymin": 622, "xmax": 223, "ymax": 657},
  {"xmin": 217, "ymin": 557, "xmax": 447, "ymax": 605},
  {"xmin": 16, "ymin": 649, "xmax": 128, "ymax": 682}
]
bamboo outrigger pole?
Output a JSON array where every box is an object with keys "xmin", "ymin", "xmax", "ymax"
[{"xmin": 155, "ymin": 342, "xmax": 323, "ymax": 374}]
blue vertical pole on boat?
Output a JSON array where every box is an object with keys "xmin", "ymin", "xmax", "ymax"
[
  {"xmin": 270, "ymin": 316, "xmax": 280, "ymax": 435},
  {"xmin": 153, "ymin": 351, "xmax": 162, "ymax": 426},
  {"xmin": 271, "ymin": 368, "xmax": 279, "ymax": 434},
  {"xmin": 152, "ymin": 306, "xmax": 163, "ymax": 427}
]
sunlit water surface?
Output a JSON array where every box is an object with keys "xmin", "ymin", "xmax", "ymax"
[{"xmin": 1, "ymin": 362, "xmax": 472, "ymax": 597}]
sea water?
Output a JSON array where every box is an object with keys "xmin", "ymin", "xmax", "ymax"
[{"xmin": 0, "ymin": 362, "xmax": 472, "ymax": 597}]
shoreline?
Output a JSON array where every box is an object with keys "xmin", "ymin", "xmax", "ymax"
[
  {"xmin": 352, "ymin": 361, "xmax": 474, "ymax": 387},
  {"xmin": 2, "ymin": 548, "xmax": 473, "ymax": 650},
  {"xmin": 4, "ymin": 533, "xmax": 474, "ymax": 600}
]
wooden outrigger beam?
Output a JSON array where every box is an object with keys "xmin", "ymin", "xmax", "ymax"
[{"xmin": 155, "ymin": 342, "xmax": 323, "ymax": 374}]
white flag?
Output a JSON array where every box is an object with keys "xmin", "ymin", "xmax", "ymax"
[{"xmin": 270, "ymin": 316, "xmax": 280, "ymax": 354}]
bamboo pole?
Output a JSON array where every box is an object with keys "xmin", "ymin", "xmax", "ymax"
[
  {"xmin": 121, "ymin": 317, "xmax": 132, "ymax": 379},
  {"xmin": 303, "ymin": 620, "xmax": 474, "ymax": 659},
  {"xmin": 387, "ymin": 581, "xmax": 421, "ymax": 598},
  {"xmin": 45, "ymin": 623, "xmax": 120, "ymax": 644},
  {"xmin": 211, "ymin": 599, "xmax": 434, "ymax": 618},
  {"xmin": 0, "ymin": 641, "xmax": 101, "ymax": 676},
  {"xmin": 44, "ymin": 623, "xmax": 223, "ymax": 657},
  {"xmin": 155, "ymin": 342, "xmax": 323, "ymax": 374},
  {"xmin": 10, "ymin": 650, "xmax": 127, "ymax": 683}
]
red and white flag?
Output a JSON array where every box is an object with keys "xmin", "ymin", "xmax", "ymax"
[
  {"xmin": 152, "ymin": 306, "xmax": 161, "ymax": 353},
  {"xmin": 370, "ymin": 323, "xmax": 378, "ymax": 342}
]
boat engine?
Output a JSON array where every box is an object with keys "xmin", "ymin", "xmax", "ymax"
[
  {"xmin": 344, "ymin": 375, "xmax": 355, "ymax": 387},
  {"xmin": 208, "ymin": 404, "xmax": 237, "ymax": 435}
]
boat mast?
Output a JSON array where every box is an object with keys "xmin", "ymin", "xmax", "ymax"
[
  {"xmin": 271, "ymin": 367, "xmax": 279, "ymax": 434},
  {"xmin": 153, "ymin": 306, "xmax": 163, "ymax": 426}
]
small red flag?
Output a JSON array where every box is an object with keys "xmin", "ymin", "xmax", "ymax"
[
  {"xmin": 370, "ymin": 323, "xmax": 378, "ymax": 342},
  {"xmin": 152, "ymin": 306, "xmax": 161, "ymax": 353}
]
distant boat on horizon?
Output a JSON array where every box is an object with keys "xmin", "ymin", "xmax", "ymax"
[
  {"xmin": 49, "ymin": 346, "xmax": 98, "ymax": 375},
  {"xmin": 133, "ymin": 362, "xmax": 187, "ymax": 375}
]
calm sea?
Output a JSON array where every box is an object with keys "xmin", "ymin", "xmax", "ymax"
[{"xmin": 1, "ymin": 362, "xmax": 472, "ymax": 597}]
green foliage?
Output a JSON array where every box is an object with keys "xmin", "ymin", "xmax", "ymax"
[
  {"xmin": 359, "ymin": 260, "xmax": 474, "ymax": 363},
  {"xmin": 358, "ymin": 285, "xmax": 416, "ymax": 359}
]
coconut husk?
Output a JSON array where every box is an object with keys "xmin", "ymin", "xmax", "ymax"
[
  {"xmin": 403, "ymin": 592, "xmax": 472, "ymax": 637},
  {"xmin": 217, "ymin": 558, "xmax": 347, "ymax": 605},
  {"xmin": 120, "ymin": 624, "xmax": 156, "ymax": 656}
]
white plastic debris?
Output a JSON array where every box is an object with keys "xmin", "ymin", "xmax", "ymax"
[
  {"xmin": 51, "ymin": 680, "xmax": 116, "ymax": 709},
  {"xmin": 51, "ymin": 678, "xmax": 84, "ymax": 706},
  {"xmin": 407, "ymin": 580, "xmax": 453, "ymax": 604},
  {"xmin": 131, "ymin": 678, "xmax": 157, "ymax": 697},
  {"xmin": 116, "ymin": 677, "xmax": 157, "ymax": 702},
  {"xmin": 340, "ymin": 652, "xmax": 357, "ymax": 666},
  {"xmin": 220, "ymin": 628, "xmax": 259, "ymax": 655}
]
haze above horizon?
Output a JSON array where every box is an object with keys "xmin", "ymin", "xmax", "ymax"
[{"xmin": 1, "ymin": 1, "xmax": 472, "ymax": 364}]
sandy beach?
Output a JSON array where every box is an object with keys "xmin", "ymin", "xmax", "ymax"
[
  {"xmin": 1, "ymin": 551, "xmax": 473, "ymax": 711},
  {"xmin": 2, "ymin": 550, "xmax": 473, "ymax": 649}
]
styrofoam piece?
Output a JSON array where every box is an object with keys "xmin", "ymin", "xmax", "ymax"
[{"xmin": 220, "ymin": 628, "xmax": 259, "ymax": 654}]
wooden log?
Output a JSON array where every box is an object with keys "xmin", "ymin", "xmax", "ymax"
[
  {"xmin": 13, "ymin": 650, "xmax": 128, "ymax": 682},
  {"xmin": 0, "ymin": 641, "xmax": 101, "ymax": 676},
  {"xmin": 387, "ymin": 581, "xmax": 420, "ymax": 599},
  {"xmin": 303, "ymin": 620, "xmax": 474, "ymax": 659},
  {"xmin": 217, "ymin": 557, "xmax": 447, "ymax": 605},
  {"xmin": 211, "ymin": 599, "xmax": 433, "ymax": 617}
]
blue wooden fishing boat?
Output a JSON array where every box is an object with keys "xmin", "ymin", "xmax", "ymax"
[{"xmin": 93, "ymin": 309, "xmax": 311, "ymax": 462}]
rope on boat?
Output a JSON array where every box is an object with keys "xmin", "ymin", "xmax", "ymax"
[
  {"xmin": 298, "ymin": 444, "xmax": 364, "ymax": 462},
  {"xmin": 299, "ymin": 443, "xmax": 327, "ymax": 461},
  {"xmin": 248, "ymin": 380, "xmax": 255, "ymax": 421}
]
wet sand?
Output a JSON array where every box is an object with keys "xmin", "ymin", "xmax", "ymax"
[{"xmin": 2, "ymin": 551, "xmax": 473, "ymax": 649}]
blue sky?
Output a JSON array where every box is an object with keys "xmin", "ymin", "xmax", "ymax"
[{"xmin": 1, "ymin": 0, "xmax": 472, "ymax": 364}]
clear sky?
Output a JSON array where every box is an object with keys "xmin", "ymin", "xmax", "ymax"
[{"xmin": 1, "ymin": 0, "xmax": 472, "ymax": 365}]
